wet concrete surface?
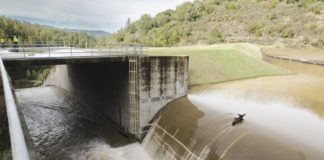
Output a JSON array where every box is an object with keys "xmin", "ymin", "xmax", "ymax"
[{"xmin": 15, "ymin": 86, "xmax": 151, "ymax": 160}]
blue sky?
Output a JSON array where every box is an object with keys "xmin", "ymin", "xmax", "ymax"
[{"xmin": 0, "ymin": 0, "xmax": 190, "ymax": 32}]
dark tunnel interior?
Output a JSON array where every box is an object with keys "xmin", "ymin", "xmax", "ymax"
[
  {"xmin": 66, "ymin": 62, "xmax": 130, "ymax": 125},
  {"xmin": 5, "ymin": 62, "xmax": 130, "ymax": 126}
]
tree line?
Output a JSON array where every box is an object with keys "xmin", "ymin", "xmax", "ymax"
[{"xmin": 0, "ymin": 16, "xmax": 95, "ymax": 47}]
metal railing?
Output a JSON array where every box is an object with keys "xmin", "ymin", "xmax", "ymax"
[
  {"xmin": 143, "ymin": 117, "xmax": 204, "ymax": 160},
  {"xmin": 0, "ymin": 58, "xmax": 30, "ymax": 160},
  {"xmin": 0, "ymin": 42, "xmax": 143, "ymax": 58}
]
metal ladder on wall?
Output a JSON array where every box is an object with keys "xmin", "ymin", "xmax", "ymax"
[{"xmin": 128, "ymin": 45, "xmax": 140, "ymax": 138}]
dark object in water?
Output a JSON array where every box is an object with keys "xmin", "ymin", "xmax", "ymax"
[{"xmin": 232, "ymin": 113, "xmax": 246, "ymax": 126}]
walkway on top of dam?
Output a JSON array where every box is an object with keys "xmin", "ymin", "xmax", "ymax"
[
  {"xmin": 0, "ymin": 43, "xmax": 145, "ymax": 66},
  {"xmin": 0, "ymin": 43, "xmax": 146, "ymax": 65},
  {"xmin": 2, "ymin": 55, "xmax": 137, "ymax": 66}
]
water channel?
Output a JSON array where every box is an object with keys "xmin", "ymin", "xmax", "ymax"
[{"xmin": 15, "ymin": 87, "xmax": 151, "ymax": 160}]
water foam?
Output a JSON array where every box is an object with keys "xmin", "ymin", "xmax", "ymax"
[{"xmin": 71, "ymin": 139, "xmax": 152, "ymax": 160}]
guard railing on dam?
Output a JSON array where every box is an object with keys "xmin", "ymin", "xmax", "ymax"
[
  {"xmin": 0, "ymin": 42, "xmax": 144, "ymax": 58},
  {"xmin": 0, "ymin": 57, "xmax": 30, "ymax": 160}
]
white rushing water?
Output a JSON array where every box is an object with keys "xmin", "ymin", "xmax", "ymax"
[{"xmin": 71, "ymin": 139, "xmax": 152, "ymax": 160}]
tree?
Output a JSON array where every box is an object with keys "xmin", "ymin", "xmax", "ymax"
[
  {"xmin": 154, "ymin": 10, "xmax": 173, "ymax": 27},
  {"xmin": 0, "ymin": 16, "xmax": 95, "ymax": 46},
  {"xmin": 126, "ymin": 17, "xmax": 131, "ymax": 28},
  {"xmin": 175, "ymin": 2, "xmax": 194, "ymax": 21},
  {"xmin": 170, "ymin": 31, "xmax": 180, "ymax": 45},
  {"xmin": 138, "ymin": 14, "xmax": 154, "ymax": 33}
]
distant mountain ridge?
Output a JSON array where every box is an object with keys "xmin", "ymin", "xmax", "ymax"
[
  {"xmin": 0, "ymin": 16, "xmax": 95, "ymax": 45},
  {"xmin": 6, "ymin": 16, "xmax": 112, "ymax": 38},
  {"xmin": 63, "ymin": 29, "xmax": 112, "ymax": 38}
]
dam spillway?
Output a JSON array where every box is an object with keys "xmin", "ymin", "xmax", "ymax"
[
  {"xmin": 3, "ymin": 55, "xmax": 189, "ymax": 139},
  {"xmin": 0, "ymin": 53, "xmax": 189, "ymax": 159},
  {"xmin": 15, "ymin": 86, "xmax": 151, "ymax": 159},
  {"xmin": 2, "ymin": 47, "xmax": 324, "ymax": 160}
]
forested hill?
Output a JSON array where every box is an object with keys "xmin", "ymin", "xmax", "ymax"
[
  {"xmin": 113, "ymin": 0, "xmax": 324, "ymax": 47},
  {"xmin": 0, "ymin": 16, "xmax": 95, "ymax": 45}
]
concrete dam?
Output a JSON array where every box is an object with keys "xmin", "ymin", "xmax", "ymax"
[
  {"xmin": 2, "ymin": 46, "xmax": 324, "ymax": 160},
  {"xmin": 0, "ymin": 53, "xmax": 189, "ymax": 159}
]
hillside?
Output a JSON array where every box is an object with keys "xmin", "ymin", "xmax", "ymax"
[
  {"xmin": 113, "ymin": 0, "xmax": 324, "ymax": 48},
  {"xmin": 0, "ymin": 16, "xmax": 95, "ymax": 46}
]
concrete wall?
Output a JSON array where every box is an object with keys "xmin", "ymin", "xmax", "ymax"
[
  {"xmin": 0, "ymin": 73, "xmax": 10, "ymax": 152},
  {"xmin": 0, "ymin": 66, "xmax": 38, "ymax": 160},
  {"xmin": 42, "ymin": 56, "xmax": 189, "ymax": 138},
  {"xmin": 138, "ymin": 56, "xmax": 189, "ymax": 128}
]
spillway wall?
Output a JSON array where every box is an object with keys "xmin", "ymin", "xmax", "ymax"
[
  {"xmin": 42, "ymin": 56, "xmax": 189, "ymax": 138},
  {"xmin": 138, "ymin": 56, "xmax": 189, "ymax": 128}
]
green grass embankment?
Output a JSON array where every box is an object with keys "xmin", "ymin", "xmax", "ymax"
[{"xmin": 146, "ymin": 43, "xmax": 289, "ymax": 85}]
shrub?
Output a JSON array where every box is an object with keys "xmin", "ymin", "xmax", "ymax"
[
  {"xmin": 297, "ymin": 1, "xmax": 307, "ymax": 8},
  {"xmin": 266, "ymin": 26, "xmax": 277, "ymax": 35},
  {"xmin": 311, "ymin": 41, "xmax": 319, "ymax": 47},
  {"xmin": 286, "ymin": 0, "xmax": 300, "ymax": 4},
  {"xmin": 255, "ymin": 30, "xmax": 263, "ymax": 37},
  {"xmin": 314, "ymin": 7, "xmax": 321, "ymax": 15},
  {"xmin": 275, "ymin": 23, "xmax": 287, "ymax": 33},
  {"xmin": 249, "ymin": 22, "xmax": 264, "ymax": 37},
  {"xmin": 226, "ymin": 2, "xmax": 237, "ymax": 10},
  {"xmin": 281, "ymin": 28, "xmax": 294, "ymax": 38},
  {"xmin": 317, "ymin": 36, "xmax": 324, "ymax": 47},
  {"xmin": 270, "ymin": 0, "xmax": 278, "ymax": 9},
  {"xmin": 309, "ymin": 23, "xmax": 318, "ymax": 31},
  {"xmin": 208, "ymin": 30, "xmax": 225, "ymax": 43},
  {"xmin": 269, "ymin": 13, "xmax": 277, "ymax": 20}
]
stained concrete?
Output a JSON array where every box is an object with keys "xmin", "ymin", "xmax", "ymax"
[
  {"xmin": 138, "ymin": 56, "xmax": 189, "ymax": 128},
  {"xmin": 2, "ymin": 56, "xmax": 130, "ymax": 67},
  {"xmin": 4, "ymin": 55, "xmax": 189, "ymax": 139}
]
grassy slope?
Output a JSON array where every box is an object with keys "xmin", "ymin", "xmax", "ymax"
[{"xmin": 146, "ymin": 43, "xmax": 289, "ymax": 85}]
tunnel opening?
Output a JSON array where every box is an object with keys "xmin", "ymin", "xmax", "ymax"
[
  {"xmin": 64, "ymin": 62, "xmax": 130, "ymax": 127},
  {"xmin": 4, "ymin": 61, "xmax": 137, "ymax": 159},
  {"xmin": 6, "ymin": 62, "xmax": 131, "ymax": 128},
  {"xmin": 6, "ymin": 65, "xmax": 52, "ymax": 89}
]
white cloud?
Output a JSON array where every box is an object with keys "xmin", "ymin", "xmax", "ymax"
[{"xmin": 0, "ymin": 0, "xmax": 190, "ymax": 32}]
